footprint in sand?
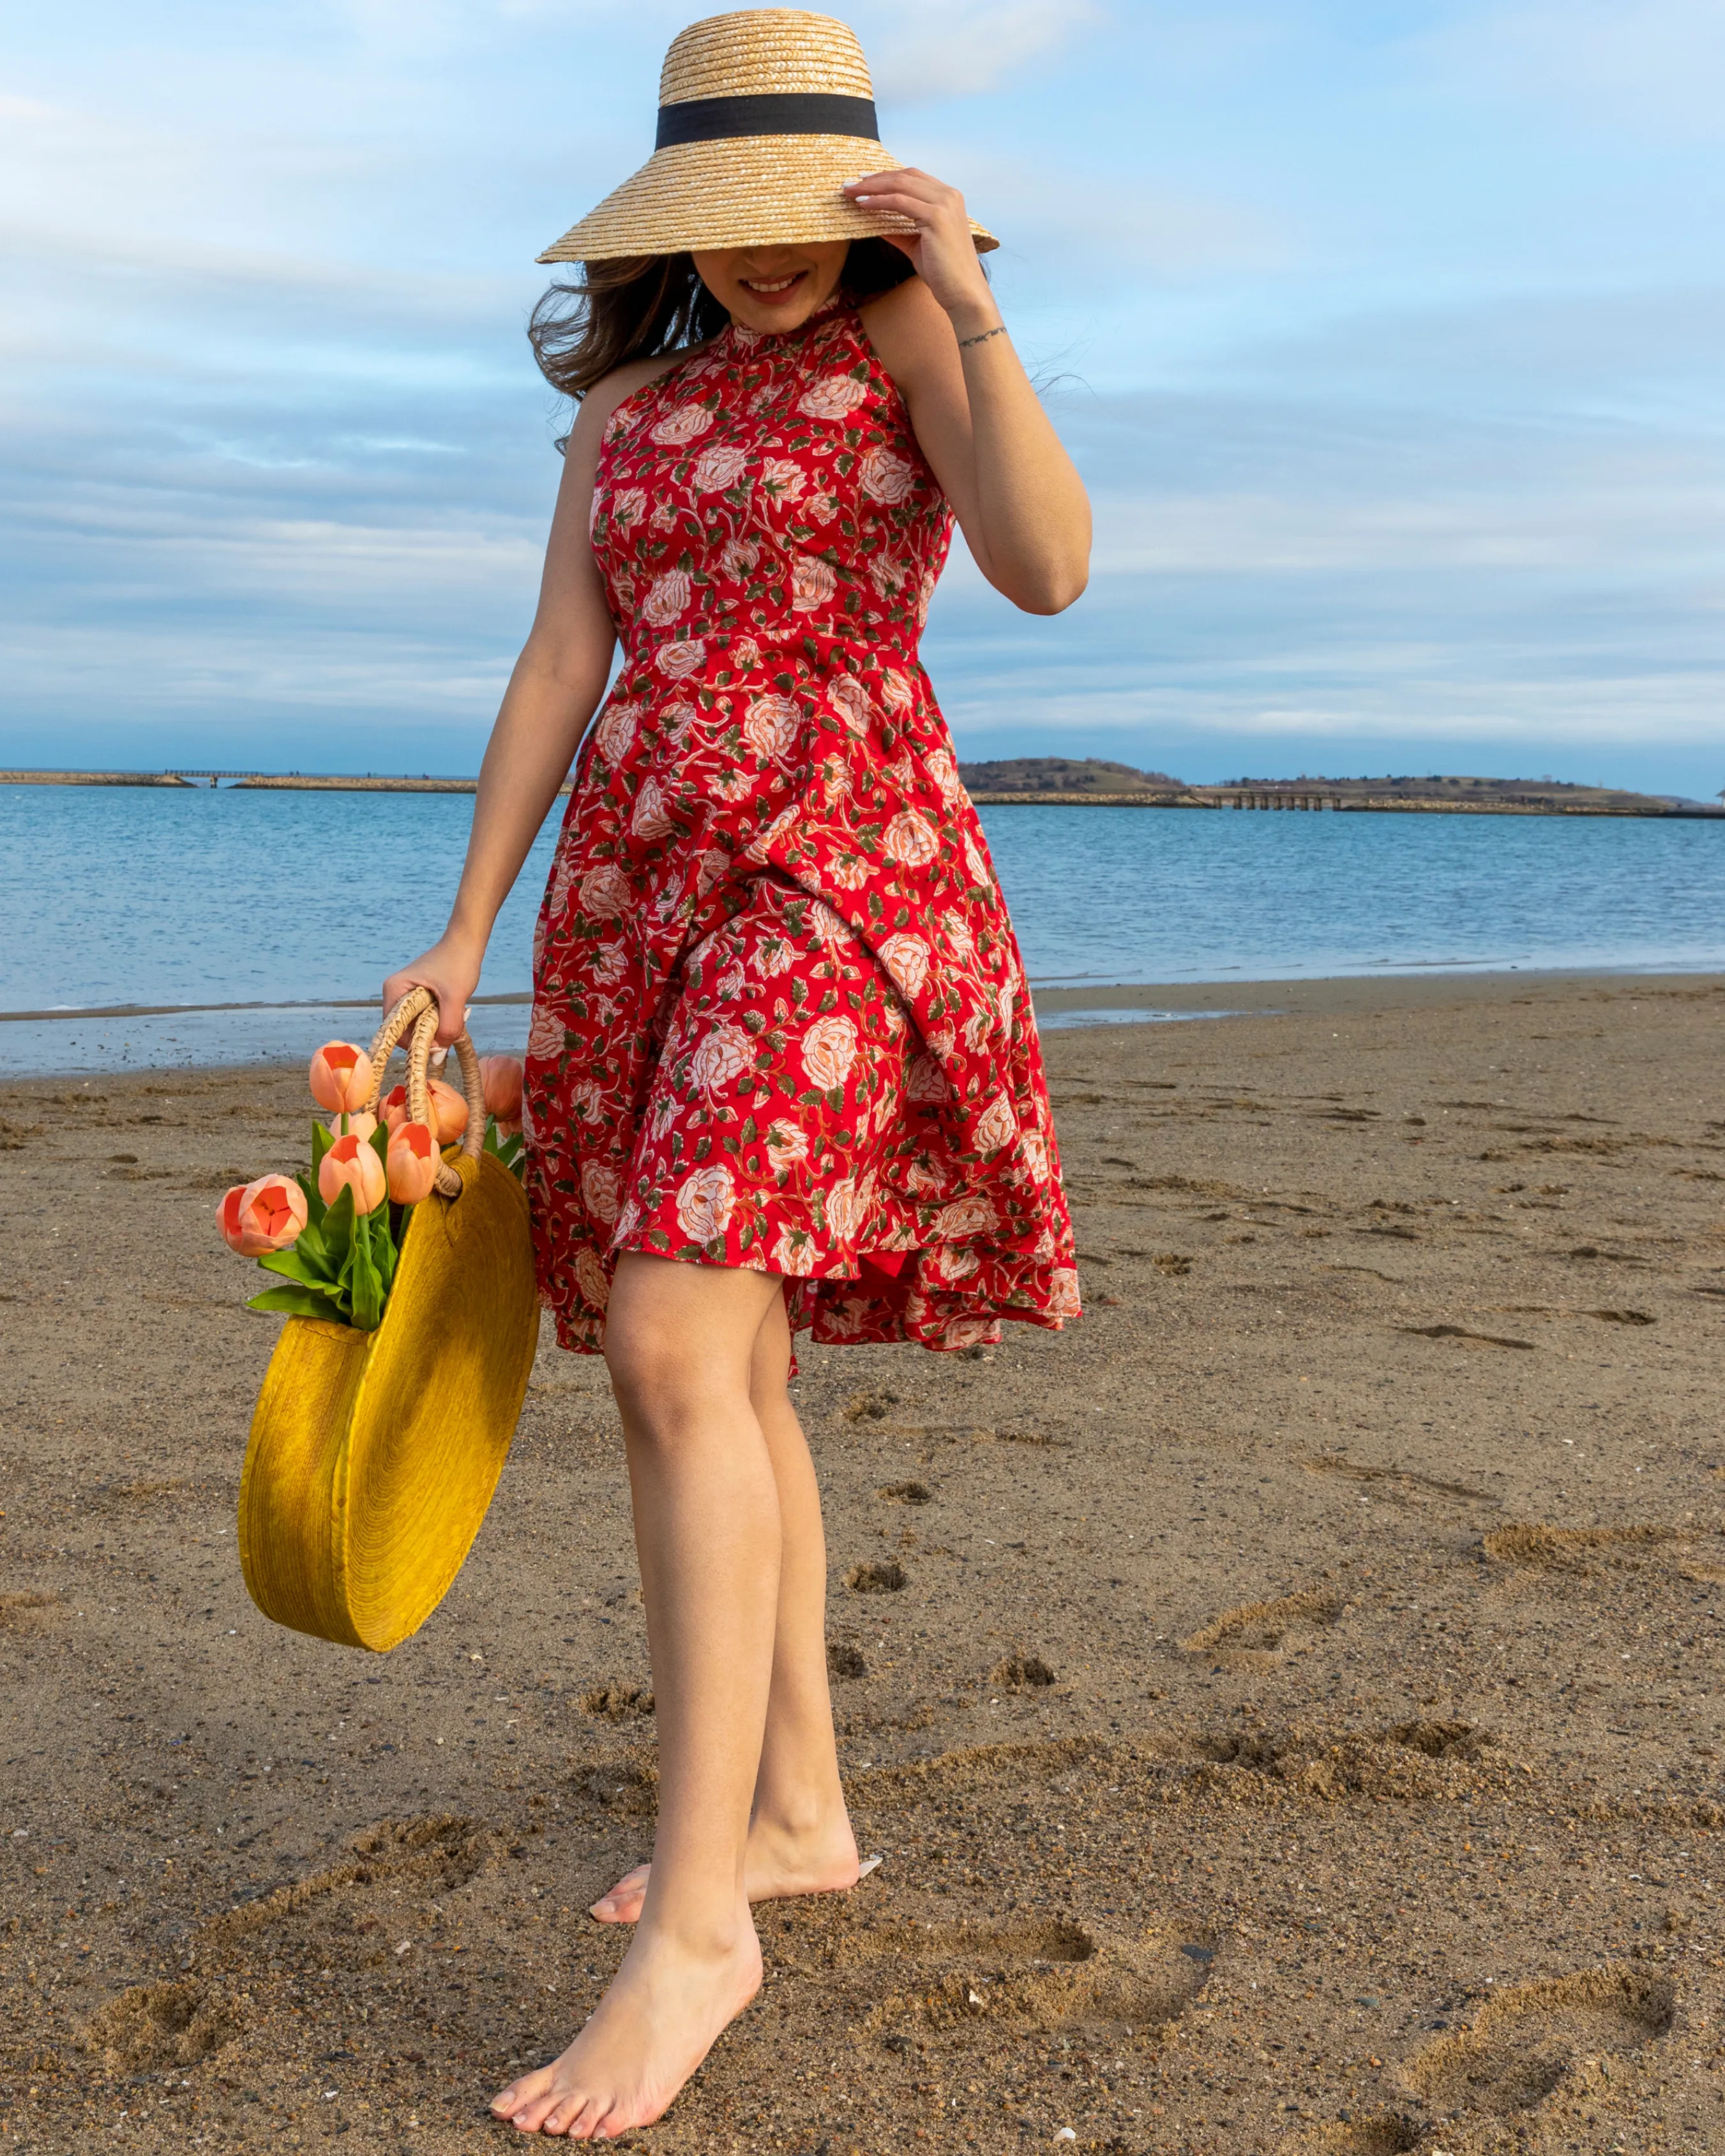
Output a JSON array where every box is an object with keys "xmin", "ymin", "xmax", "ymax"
[
  {"xmin": 1482, "ymin": 1522, "xmax": 1716, "ymax": 1574},
  {"xmin": 82, "ymin": 1979, "xmax": 244, "ymax": 2070},
  {"xmin": 580, "ymin": 1683, "xmax": 654, "ymax": 1722},
  {"xmin": 1181, "ymin": 1587, "xmax": 1349, "ymax": 1667},
  {"xmin": 1300, "ymin": 1456, "xmax": 1497, "ymax": 1506},
  {"xmin": 876, "ymin": 1480, "xmax": 933, "ymax": 1504},
  {"xmin": 841, "ymin": 1915, "xmax": 1214, "ymax": 2039},
  {"xmin": 1397, "ymin": 1964, "xmax": 1673, "ymax": 2116},
  {"xmin": 847, "ymin": 1559, "xmax": 907, "ymax": 1594},
  {"xmin": 990, "ymin": 1654, "xmax": 1055, "ymax": 1691},
  {"xmin": 1281, "ymin": 2114, "xmax": 1419, "ymax": 2155},
  {"xmin": 0, "ymin": 1590, "xmax": 65, "ymax": 1632}
]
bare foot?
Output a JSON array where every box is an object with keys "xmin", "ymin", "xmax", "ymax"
[
  {"xmin": 589, "ymin": 1813, "xmax": 861, "ymax": 1924},
  {"xmin": 491, "ymin": 1919, "xmax": 762, "ymax": 2137}
]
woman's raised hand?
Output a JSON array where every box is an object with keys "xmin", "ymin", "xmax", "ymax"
[
  {"xmin": 382, "ymin": 935, "xmax": 482, "ymax": 1049},
  {"xmin": 844, "ymin": 167, "xmax": 1000, "ymax": 334}
]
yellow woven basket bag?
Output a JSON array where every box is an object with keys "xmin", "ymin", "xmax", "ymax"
[{"xmin": 238, "ymin": 989, "xmax": 539, "ymax": 1652}]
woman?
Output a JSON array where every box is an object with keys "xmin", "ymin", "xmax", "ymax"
[{"xmin": 385, "ymin": 9, "xmax": 1089, "ymax": 2139}]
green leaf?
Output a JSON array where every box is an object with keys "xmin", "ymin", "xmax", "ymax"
[
  {"xmin": 288, "ymin": 1219, "xmax": 340, "ymax": 1281},
  {"xmin": 310, "ymin": 1117, "xmax": 333, "ymax": 1177},
  {"xmin": 296, "ymin": 1166, "xmax": 326, "ymax": 1230},
  {"xmin": 247, "ymin": 1283, "xmax": 351, "ymax": 1323},
  {"xmin": 373, "ymin": 1207, "xmax": 398, "ymax": 1293},
  {"xmin": 256, "ymin": 1249, "xmax": 345, "ymax": 1297},
  {"xmin": 321, "ymin": 1183, "xmax": 356, "ymax": 1285},
  {"xmin": 349, "ymin": 1214, "xmax": 384, "ymax": 1332}
]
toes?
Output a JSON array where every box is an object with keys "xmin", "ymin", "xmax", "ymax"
[
  {"xmin": 491, "ymin": 2070, "xmax": 544, "ymax": 2118},
  {"xmin": 545, "ymin": 2093, "xmax": 601, "ymax": 2139}
]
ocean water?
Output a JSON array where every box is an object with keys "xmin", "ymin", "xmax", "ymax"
[{"xmin": 1, "ymin": 784, "xmax": 1721, "ymax": 1074}]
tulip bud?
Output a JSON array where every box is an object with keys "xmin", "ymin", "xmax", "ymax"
[
  {"xmin": 219, "ymin": 1175, "xmax": 308, "ymax": 1256},
  {"xmin": 386, "ymin": 1119, "xmax": 440, "ymax": 1204},
  {"xmin": 319, "ymin": 1131, "xmax": 387, "ymax": 1216},
  {"xmin": 379, "ymin": 1083, "xmax": 411, "ymax": 1134},
  {"xmin": 328, "ymin": 1110, "xmax": 378, "ymax": 1143},
  {"xmin": 479, "ymin": 1055, "xmax": 524, "ymax": 1125},
  {"xmin": 426, "ymin": 1077, "xmax": 469, "ymax": 1144},
  {"xmin": 309, "ymin": 1041, "xmax": 373, "ymax": 1115}
]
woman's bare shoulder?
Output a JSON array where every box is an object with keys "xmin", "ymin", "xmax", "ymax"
[
  {"xmin": 855, "ymin": 276, "xmax": 958, "ymax": 393},
  {"xmin": 583, "ymin": 340, "xmax": 722, "ymax": 430}
]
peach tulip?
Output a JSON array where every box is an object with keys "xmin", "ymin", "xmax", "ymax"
[
  {"xmin": 479, "ymin": 1055, "xmax": 524, "ymax": 1133},
  {"xmin": 218, "ymin": 1175, "xmax": 308, "ymax": 1256},
  {"xmin": 386, "ymin": 1119, "xmax": 440, "ymax": 1204},
  {"xmin": 309, "ymin": 1041, "xmax": 372, "ymax": 1115},
  {"xmin": 319, "ymin": 1131, "xmax": 386, "ymax": 1216},
  {"xmin": 328, "ymin": 1109, "xmax": 378, "ymax": 1143},
  {"xmin": 379, "ymin": 1083, "xmax": 411, "ymax": 1134},
  {"xmin": 426, "ymin": 1077, "xmax": 469, "ymax": 1144}
]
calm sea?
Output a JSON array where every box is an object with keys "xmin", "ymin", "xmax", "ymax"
[{"xmin": 2, "ymin": 784, "xmax": 1721, "ymax": 1075}]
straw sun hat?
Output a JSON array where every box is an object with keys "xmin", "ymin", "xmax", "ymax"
[{"xmin": 537, "ymin": 8, "xmax": 997, "ymax": 262}]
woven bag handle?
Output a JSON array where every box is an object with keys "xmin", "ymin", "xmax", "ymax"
[{"xmin": 363, "ymin": 987, "xmax": 485, "ymax": 1200}]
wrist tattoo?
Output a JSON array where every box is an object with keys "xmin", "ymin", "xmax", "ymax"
[{"xmin": 957, "ymin": 323, "xmax": 1009, "ymax": 351}]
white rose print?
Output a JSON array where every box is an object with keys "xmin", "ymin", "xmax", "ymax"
[
  {"xmin": 973, "ymin": 1094, "xmax": 1018, "ymax": 1153},
  {"xmin": 641, "ymin": 569, "xmax": 692, "ymax": 627},
  {"xmin": 743, "ymin": 693, "xmax": 801, "ymax": 761},
  {"xmin": 827, "ymin": 674, "xmax": 871, "ymax": 736},
  {"xmin": 631, "ymin": 778, "xmax": 674, "ymax": 840},
  {"xmin": 771, "ymin": 1228, "xmax": 817, "ymax": 1276},
  {"xmin": 690, "ymin": 442, "xmax": 749, "ymax": 492},
  {"xmin": 801, "ymin": 1014, "xmax": 857, "ymax": 1091},
  {"xmin": 594, "ymin": 700, "xmax": 638, "ymax": 763},
  {"xmin": 655, "ymin": 638, "xmax": 707, "ymax": 680},
  {"xmin": 859, "ymin": 447, "xmax": 916, "ymax": 504},
  {"xmin": 581, "ymin": 1160, "xmax": 622, "ymax": 1225},
  {"xmin": 875, "ymin": 933, "xmax": 930, "ymax": 1000},
  {"xmin": 790, "ymin": 554, "xmax": 837, "ymax": 612},
  {"xmin": 688, "ymin": 1022, "xmax": 753, "ymax": 1097},
  {"xmin": 651, "ymin": 403, "xmax": 714, "ymax": 446},
  {"xmin": 675, "ymin": 1163, "xmax": 735, "ymax": 1244},
  {"xmin": 579, "ymin": 863, "xmax": 631, "ymax": 918},
  {"xmin": 797, "ymin": 373, "xmax": 871, "ymax": 419},
  {"xmin": 883, "ymin": 811, "xmax": 938, "ymax": 867}
]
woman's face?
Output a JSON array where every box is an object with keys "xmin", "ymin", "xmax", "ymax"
[{"xmin": 691, "ymin": 242, "xmax": 850, "ymax": 332}]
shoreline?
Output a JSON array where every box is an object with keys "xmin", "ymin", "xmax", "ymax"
[{"xmin": 2, "ymin": 967, "xmax": 1721, "ymax": 1082}]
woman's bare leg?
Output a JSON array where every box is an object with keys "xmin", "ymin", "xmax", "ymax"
[
  {"xmin": 591, "ymin": 1292, "xmax": 858, "ymax": 1923},
  {"xmin": 492, "ymin": 1254, "xmax": 784, "ymax": 2139}
]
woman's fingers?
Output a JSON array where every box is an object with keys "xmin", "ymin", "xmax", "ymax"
[
  {"xmin": 845, "ymin": 169, "xmax": 966, "ymax": 218},
  {"xmin": 381, "ymin": 968, "xmax": 469, "ymax": 1047}
]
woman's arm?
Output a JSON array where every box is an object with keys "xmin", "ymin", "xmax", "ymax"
[
  {"xmin": 382, "ymin": 360, "xmax": 667, "ymax": 1043},
  {"xmin": 848, "ymin": 169, "xmax": 1091, "ymax": 615}
]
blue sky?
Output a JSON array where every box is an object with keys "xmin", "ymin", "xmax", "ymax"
[{"xmin": 3, "ymin": 0, "xmax": 1722, "ymax": 794}]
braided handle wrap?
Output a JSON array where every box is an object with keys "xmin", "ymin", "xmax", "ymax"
[{"xmin": 363, "ymin": 988, "xmax": 485, "ymax": 1199}]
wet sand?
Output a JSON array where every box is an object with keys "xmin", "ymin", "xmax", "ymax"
[{"xmin": 3, "ymin": 969, "xmax": 1723, "ymax": 2154}]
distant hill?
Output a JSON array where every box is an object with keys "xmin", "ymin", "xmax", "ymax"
[{"xmin": 957, "ymin": 757, "xmax": 1186, "ymax": 795}]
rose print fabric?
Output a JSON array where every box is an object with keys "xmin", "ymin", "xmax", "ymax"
[{"xmin": 523, "ymin": 296, "xmax": 1079, "ymax": 1355}]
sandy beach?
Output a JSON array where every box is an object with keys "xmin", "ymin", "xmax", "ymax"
[{"xmin": 3, "ymin": 968, "xmax": 1722, "ymax": 2155}]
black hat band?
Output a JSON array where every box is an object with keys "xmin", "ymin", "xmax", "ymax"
[{"xmin": 655, "ymin": 93, "xmax": 880, "ymax": 150}]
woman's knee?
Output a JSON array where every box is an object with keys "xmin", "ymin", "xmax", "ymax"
[{"xmin": 605, "ymin": 1309, "xmax": 757, "ymax": 1438}]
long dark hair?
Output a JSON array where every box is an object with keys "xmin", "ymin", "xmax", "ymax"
[{"xmin": 527, "ymin": 239, "xmax": 918, "ymax": 407}]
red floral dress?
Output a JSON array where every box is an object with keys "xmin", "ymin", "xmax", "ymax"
[{"xmin": 522, "ymin": 296, "xmax": 1080, "ymax": 1355}]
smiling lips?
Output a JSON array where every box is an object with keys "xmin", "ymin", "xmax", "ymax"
[{"xmin": 740, "ymin": 271, "xmax": 805, "ymax": 299}]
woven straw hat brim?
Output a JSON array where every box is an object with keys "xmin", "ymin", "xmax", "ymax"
[{"xmin": 538, "ymin": 137, "xmax": 997, "ymax": 263}]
